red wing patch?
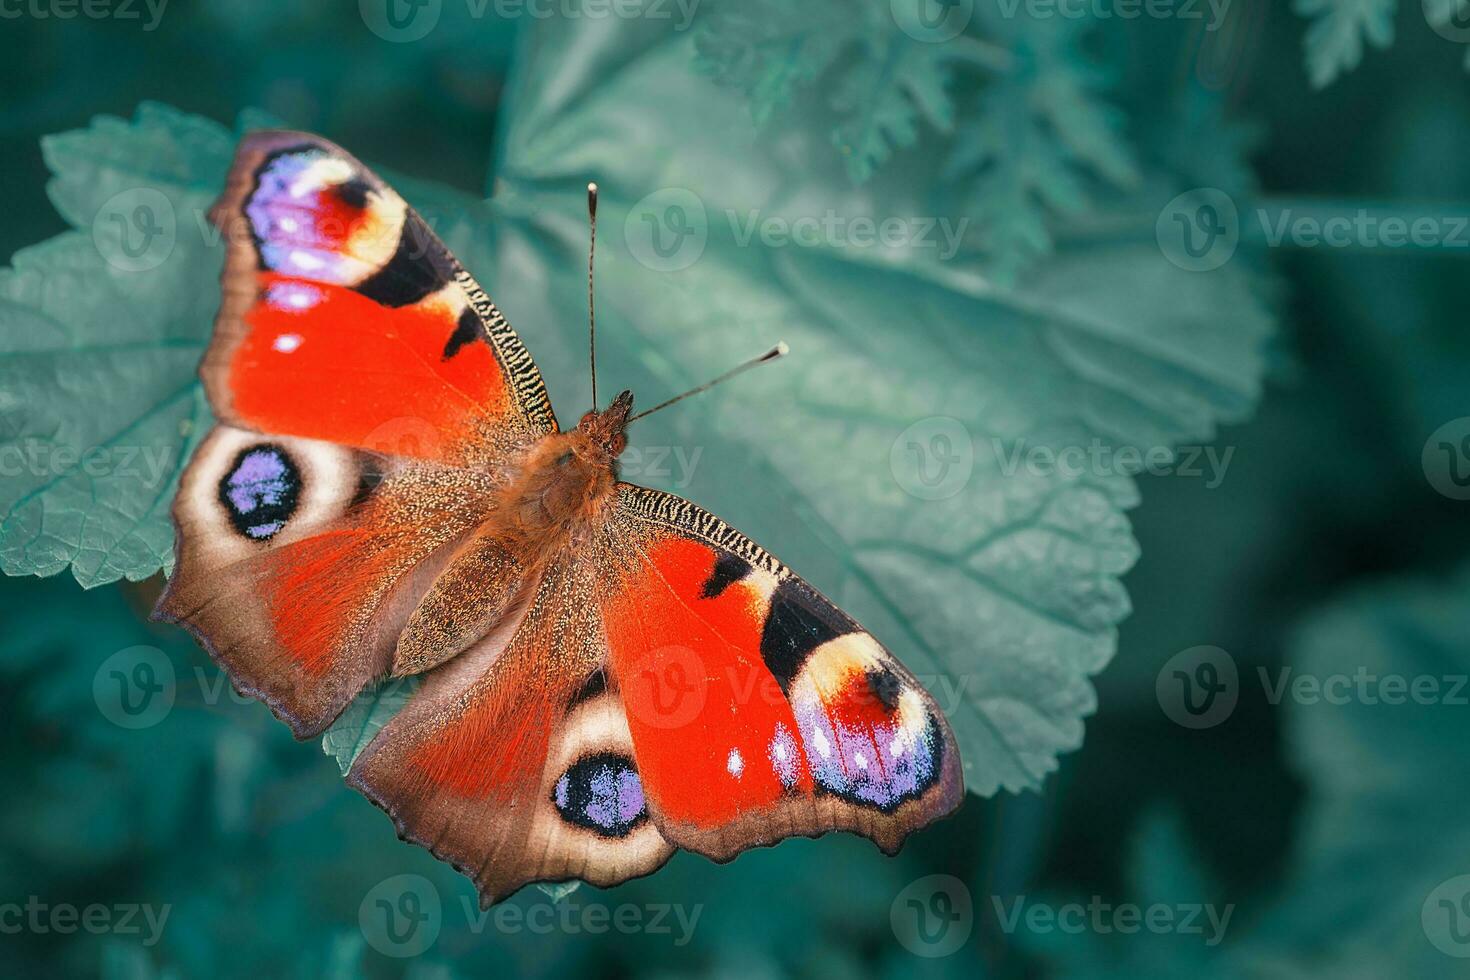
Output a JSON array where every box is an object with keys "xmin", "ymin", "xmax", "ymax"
[
  {"xmin": 604, "ymin": 535, "xmax": 815, "ymax": 829},
  {"xmin": 229, "ymin": 274, "xmax": 509, "ymax": 464},
  {"xmin": 202, "ymin": 131, "xmax": 556, "ymax": 465}
]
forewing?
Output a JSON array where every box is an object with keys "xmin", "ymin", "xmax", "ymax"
[
  {"xmin": 159, "ymin": 131, "xmax": 557, "ymax": 736},
  {"xmin": 601, "ymin": 485, "xmax": 964, "ymax": 860},
  {"xmin": 205, "ymin": 129, "xmax": 556, "ymax": 465}
]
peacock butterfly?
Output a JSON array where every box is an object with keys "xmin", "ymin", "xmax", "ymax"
[{"xmin": 155, "ymin": 132, "xmax": 964, "ymax": 905}]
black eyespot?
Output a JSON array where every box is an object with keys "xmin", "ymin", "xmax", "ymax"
[
  {"xmin": 333, "ymin": 175, "xmax": 373, "ymax": 210},
  {"xmin": 551, "ymin": 754, "xmax": 647, "ymax": 838},
  {"xmin": 218, "ymin": 445, "xmax": 300, "ymax": 541},
  {"xmin": 866, "ymin": 666, "xmax": 904, "ymax": 712}
]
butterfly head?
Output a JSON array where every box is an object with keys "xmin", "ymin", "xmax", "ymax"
[{"xmin": 573, "ymin": 389, "xmax": 633, "ymax": 465}]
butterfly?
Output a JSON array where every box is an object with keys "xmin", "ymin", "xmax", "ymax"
[{"xmin": 155, "ymin": 131, "xmax": 964, "ymax": 905}]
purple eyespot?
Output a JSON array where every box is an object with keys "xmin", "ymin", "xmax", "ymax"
[
  {"xmin": 552, "ymin": 754, "xmax": 646, "ymax": 838},
  {"xmin": 217, "ymin": 445, "xmax": 300, "ymax": 541}
]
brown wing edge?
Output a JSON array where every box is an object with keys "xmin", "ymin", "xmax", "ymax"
[{"xmin": 150, "ymin": 590, "xmax": 367, "ymax": 741}]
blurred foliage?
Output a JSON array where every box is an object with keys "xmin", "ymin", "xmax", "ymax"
[
  {"xmin": 1295, "ymin": 0, "xmax": 1470, "ymax": 86},
  {"xmin": 0, "ymin": 2, "xmax": 1466, "ymax": 979}
]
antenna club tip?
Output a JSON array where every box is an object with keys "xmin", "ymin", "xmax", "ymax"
[
  {"xmin": 768, "ymin": 341, "xmax": 790, "ymax": 359},
  {"xmin": 587, "ymin": 182, "xmax": 599, "ymax": 213}
]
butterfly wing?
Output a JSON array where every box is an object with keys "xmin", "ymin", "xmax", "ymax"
[
  {"xmin": 157, "ymin": 426, "xmax": 502, "ymax": 736},
  {"xmin": 347, "ymin": 484, "xmax": 962, "ymax": 904},
  {"xmin": 157, "ymin": 132, "xmax": 551, "ymax": 736},
  {"xmin": 601, "ymin": 485, "xmax": 964, "ymax": 859},
  {"xmin": 203, "ymin": 130, "xmax": 555, "ymax": 464},
  {"xmin": 348, "ymin": 554, "xmax": 677, "ymax": 903}
]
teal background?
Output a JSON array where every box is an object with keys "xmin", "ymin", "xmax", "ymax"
[{"xmin": 2, "ymin": 2, "xmax": 1469, "ymax": 978}]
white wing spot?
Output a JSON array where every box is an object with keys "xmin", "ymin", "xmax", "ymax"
[
  {"xmin": 814, "ymin": 730, "xmax": 832, "ymax": 758},
  {"xmin": 288, "ymin": 249, "xmax": 325, "ymax": 271}
]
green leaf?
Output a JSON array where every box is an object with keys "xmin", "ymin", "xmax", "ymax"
[
  {"xmin": 693, "ymin": 0, "xmax": 990, "ymax": 183},
  {"xmin": 488, "ymin": 17, "xmax": 1272, "ymax": 796},
  {"xmin": 0, "ymin": 103, "xmax": 231, "ymax": 586},
  {"xmin": 536, "ymin": 881, "xmax": 584, "ymax": 902},
  {"xmin": 697, "ymin": 5, "xmax": 1132, "ymax": 273},
  {"xmin": 1294, "ymin": 0, "xmax": 1397, "ymax": 89},
  {"xmin": 830, "ymin": 34, "xmax": 956, "ymax": 184},
  {"xmin": 1246, "ymin": 563, "xmax": 1470, "ymax": 974},
  {"xmin": 321, "ymin": 676, "xmax": 421, "ymax": 776},
  {"xmin": 693, "ymin": 0, "xmax": 850, "ymax": 125},
  {"xmin": 944, "ymin": 23, "xmax": 1138, "ymax": 281}
]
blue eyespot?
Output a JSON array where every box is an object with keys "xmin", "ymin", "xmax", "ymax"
[
  {"xmin": 218, "ymin": 445, "xmax": 300, "ymax": 541},
  {"xmin": 552, "ymin": 753, "xmax": 647, "ymax": 838}
]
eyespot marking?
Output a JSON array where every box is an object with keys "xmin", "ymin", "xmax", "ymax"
[
  {"xmin": 218, "ymin": 444, "xmax": 301, "ymax": 541},
  {"xmin": 552, "ymin": 753, "xmax": 647, "ymax": 838}
]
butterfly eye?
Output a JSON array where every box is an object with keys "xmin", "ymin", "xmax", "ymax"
[{"xmin": 555, "ymin": 450, "xmax": 575, "ymax": 466}]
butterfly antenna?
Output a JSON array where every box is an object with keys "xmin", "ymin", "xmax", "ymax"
[
  {"xmin": 628, "ymin": 342, "xmax": 790, "ymax": 424},
  {"xmin": 587, "ymin": 181, "xmax": 599, "ymax": 411}
]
